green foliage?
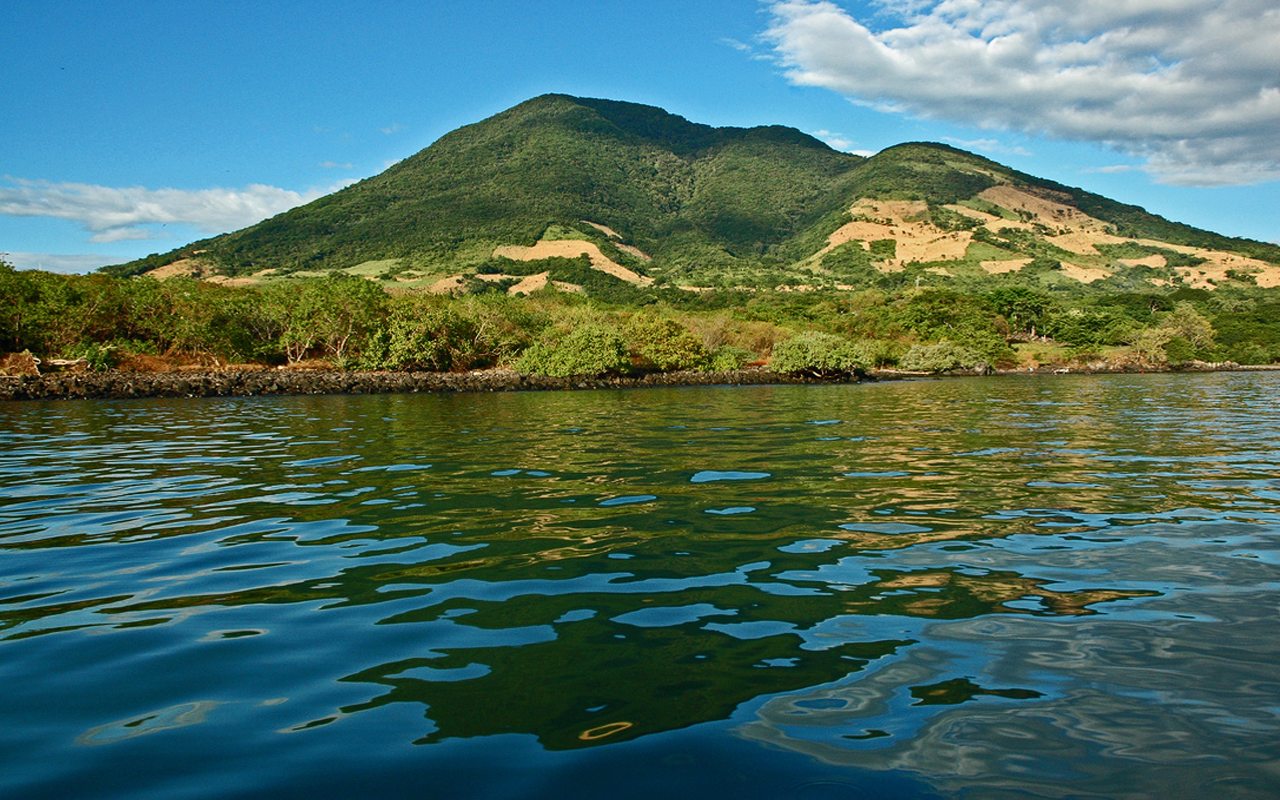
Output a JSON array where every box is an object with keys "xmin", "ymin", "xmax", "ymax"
[
  {"xmin": 868, "ymin": 239, "xmax": 897, "ymax": 260},
  {"xmin": 103, "ymin": 94, "xmax": 1278, "ymax": 297},
  {"xmin": 626, "ymin": 315, "xmax": 707, "ymax": 371},
  {"xmin": 705, "ymin": 345, "xmax": 754, "ymax": 371},
  {"xmin": 263, "ymin": 276, "xmax": 383, "ymax": 365},
  {"xmin": 1094, "ymin": 242, "xmax": 1205, "ymax": 268},
  {"xmin": 849, "ymin": 143, "xmax": 1000, "ymax": 203},
  {"xmin": 928, "ymin": 204, "xmax": 983, "ymax": 232},
  {"xmin": 769, "ymin": 331, "xmax": 867, "ymax": 377},
  {"xmin": 986, "ymin": 287, "xmax": 1056, "ymax": 336},
  {"xmin": 514, "ymin": 323, "xmax": 631, "ymax": 377},
  {"xmin": 1044, "ymin": 307, "xmax": 1131, "ymax": 348},
  {"xmin": 899, "ymin": 341, "xmax": 987, "ymax": 372},
  {"xmin": 895, "ymin": 289, "xmax": 1014, "ymax": 363},
  {"xmin": 64, "ymin": 341, "xmax": 119, "ymax": 371}
]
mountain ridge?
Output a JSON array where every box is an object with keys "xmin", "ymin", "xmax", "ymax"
[{"xmin": 107, "ymin": 94, "xmax": 1280, "ymax": 293}]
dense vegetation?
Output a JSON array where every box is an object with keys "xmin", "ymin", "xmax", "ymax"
[
  {"xmin": 106, "ymin": 95, "xmax": 868, "ymax": 281},
  {"xmin": 27, "ymin": 98, "xmax": 1280, "ymax": 382},
  {"xmin": 7, "ymin": 258, "xmax": 1280, "ymax": 379},
  {"xmin": 104, "ymin": 94, "xmax": 1280, "ymax": 288}
]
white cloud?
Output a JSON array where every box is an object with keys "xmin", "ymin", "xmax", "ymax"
[
  {"xmin": 812, "ymin": 129, "xmax": 855, "ymax": 150},
  {"xmin": 941, "ymin": 137, "xmax": 1031, "ymax": 157},
  {"xmin": 318, "ymin": 160, "xmax": 354, "ymax": 170},
  {"xmin": 764, "ymin": 0, "xmax": 1280, "ymax": 185},
  {"xmin": 380, "ymin": 122, "xmax": 406, "ymax": 135},
  {"xmin": 0, "ymin": 178, "xmax": 355, "ymax": 242},
  {"xmin": 4, "ymin": 252, "xmax": 115, "ymax": 274},
  {"xmin": 811, "ymin": 129, "xmax": 876, "ymax": 156}
]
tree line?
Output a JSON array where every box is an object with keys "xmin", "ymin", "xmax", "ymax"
[{"xmin": 4, "ymin": 259, "xmax": 1279, "ymax": 378}]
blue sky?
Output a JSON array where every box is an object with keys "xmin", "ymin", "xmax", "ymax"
[{"xmin": 3, "ymin": 0, "xmax": 1277, "ymax": 272}]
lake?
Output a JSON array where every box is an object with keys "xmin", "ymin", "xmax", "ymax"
[{"xmin": 2, "ymin": 373, "xmax": 1278, "ymax": 799}]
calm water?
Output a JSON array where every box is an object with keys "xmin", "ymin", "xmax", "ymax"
[{"xmin": 2, "ymin": 374, "xmax": 1278, "ymax": 799}]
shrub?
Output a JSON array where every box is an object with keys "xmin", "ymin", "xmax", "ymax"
[
  {"xmin": 899, "ymin": 340, "xmax": 987, "ymax": 373},
  {"xmin": 769, "ymin": 331, "xmax": 867, "ymax": 377},
  {"xmin": 515, "ymin": 324, "xmax": 630, "ymax": 377},
  {"xmin": 705, "ymin": 345, "xmax": 754, "ymax": 372},
  {"xmin": 850, "ymin": 338, "xmax": 904, "ymax": 368},
  {"xmin": 627, "ymin": 316, "xmax": 706, "ymax": 371},
  {"xmin": 65, "ymin": 341, "xmax": 119, "ymax": 371}
]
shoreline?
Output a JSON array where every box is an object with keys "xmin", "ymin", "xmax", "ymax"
[{"xmin": 3, "ymin": 362, "xmax": 1279, "ymax": 402}]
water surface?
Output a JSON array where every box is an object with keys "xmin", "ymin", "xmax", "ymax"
[{"xmin": 2, "ymin": 373, "xmax": 1278, "ymax": 798}]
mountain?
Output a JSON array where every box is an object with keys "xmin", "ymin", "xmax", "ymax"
[{"xmin": 107, "ymin": 94, "xmax": 1280, "ymax": 293}]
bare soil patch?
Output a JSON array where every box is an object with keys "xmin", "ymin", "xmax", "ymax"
[{"xmin": 494, "ymin": 239, "xmax": 653, "ymax": 285}]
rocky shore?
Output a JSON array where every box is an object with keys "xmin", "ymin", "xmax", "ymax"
[
  {"xmin": 3, "ymin": 361, "xmax": 1277, "ymax": 402},
  {"xmin": 0, "ymin": 367, "xmax": 838, "ymax": 402}
]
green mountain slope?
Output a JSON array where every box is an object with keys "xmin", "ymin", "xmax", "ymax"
[{"xmin": 107, "ymin": 94, "xmax": 1280, "ymax": 292}]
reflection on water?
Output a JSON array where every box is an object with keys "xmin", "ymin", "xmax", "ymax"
[{"xmin": 1, "ymin": 373, "xmax": 1278, "ymax": 798}]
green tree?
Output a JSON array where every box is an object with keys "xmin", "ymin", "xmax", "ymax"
[
  {"xmin": 626, "ymin": 315, "xmax": 706, "ymax": 371},
  {"xmin": 515, "ymin": 323, "xmax": 630, "ymax": 377},
  {"xmin": 899, "ymin": 340, "xmax": 987, "ymax": 373},
  {"xmin": 769, "ymin": 331, "xmax": 867, "ymax": 377}
]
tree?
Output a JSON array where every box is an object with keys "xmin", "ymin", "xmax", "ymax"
[
  {"xmin": 515, "ymin": 324, "xmax": 630, "ymax": 377},
  {"xmin": 769, "ymin": 331, "xmax": 866, "ymax": 377}
]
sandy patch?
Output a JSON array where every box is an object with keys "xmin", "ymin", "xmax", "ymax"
[
  {"xmin": 1047, "ymin": 230, "xmax": 1132, "ymax": 255},
  {"xmin": 146, "ymin": 259, "xmax": 206, "ymax": 280},
  {"xmin": 1184, "ymin": 252, "xmax": 1280, "ymax": 288},
  {"xmin": 1060, "ymin": 262, "xmax": 1112, "ymax": 283},
  {"xmin": 819, "ymin": 199, "xmax": 972, "ymax": 270},
  {"xmin": 1112, "ymin": 238, "xmax": 1280, "ymax": 288},
  {"xmin": 494, "ymin": 239, "xmax": 653, "ymax": 286},
  {"xmin": 1117, "ymin": 254, "xmax": 1168, "ymax": 269},
  {"xmin": 581, "ymin": 220, "xmax": 622, "ymax": 240},
  {"xmin": 581, "ymin": 220, "xmax": 651, "ymax": 261},
  {"xmin": 981, "ymin": 258, "xmax": 1032, "ymax": 274},
  {"xmin": 508, "ymin": 273, "xmax": 549, "ymax": 295},
  {"xmin": 944, "ymin": 203, "xmax": 1037, "ymax": 233},
  {"xmin": 614, "ymin": 243, "xmax": 652, "ymax": 261},
  {"xmin": 147, "ymin": 260, "xmax": 276, "ymax": 287},
  {"xmin": 976, "ymin": 185, "xmax": 1131, "ymax": 256},
  {"xmin": 428, "ymin": 275, "xmax": 466, "ymax": 294}
]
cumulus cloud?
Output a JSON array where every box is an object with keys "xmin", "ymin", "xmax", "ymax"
[
  {"xmin": 942, "ymin": 137, "xmax": 1031, "ymax": 157},
  {"xmin": 812, "ymin": 129, "xmax": 877, "ymax": 156},
  {"xmin": 764, "ymin": 0, "xmax": 1280, "ymax": 185},
  {"xmin": 0, "ymin": 178, "xmax": 353, "ymax": 242},
  {"xmin": 4, "ymin": 252, "xmax": 115, "ymax": 274}
]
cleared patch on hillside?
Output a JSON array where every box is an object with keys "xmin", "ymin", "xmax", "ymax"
[
  {"xmin": 962, "ymin": 184, "xmax": 1280, "ymax": 288},
  {"xmin": 945, "ymin": 203, "xmax": 1037, "ymax": 232},
  {"xmin": 146, "ymin": 258, "xmax": 209, "ymax": 280},
  {"xmin": 145, "ymin": 259, "xmax": 275, "ymax": 287},
  {"xmin": 1060, "ymin": 263, "xmax": 1112, "ymax": 283},
  {"xmin": 1117, "ymin": 255, "xmax": 1168, "ymax": 269},
  {"xmin": 428, "ymin": 275, "xmax": 466, "ymax": 294},
  {"xmin": 493, "ymin": 239, "xmax": 653, "ymax": 285},
  {"xmin": 1171, "ymin": 252, "xmax": 1280, "ymax": 289},
  {"xmin": 820, "ymin": 199, "xmax": 972, "ymax": 270},
  {"xmin": 581, "ymin": 220, "xmax": 652, "ymax": 262}
]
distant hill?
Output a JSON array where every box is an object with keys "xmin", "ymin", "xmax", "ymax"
[{"xmin": 106, "ymin": 94, "xmax": 1280, "ymax": 294}]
